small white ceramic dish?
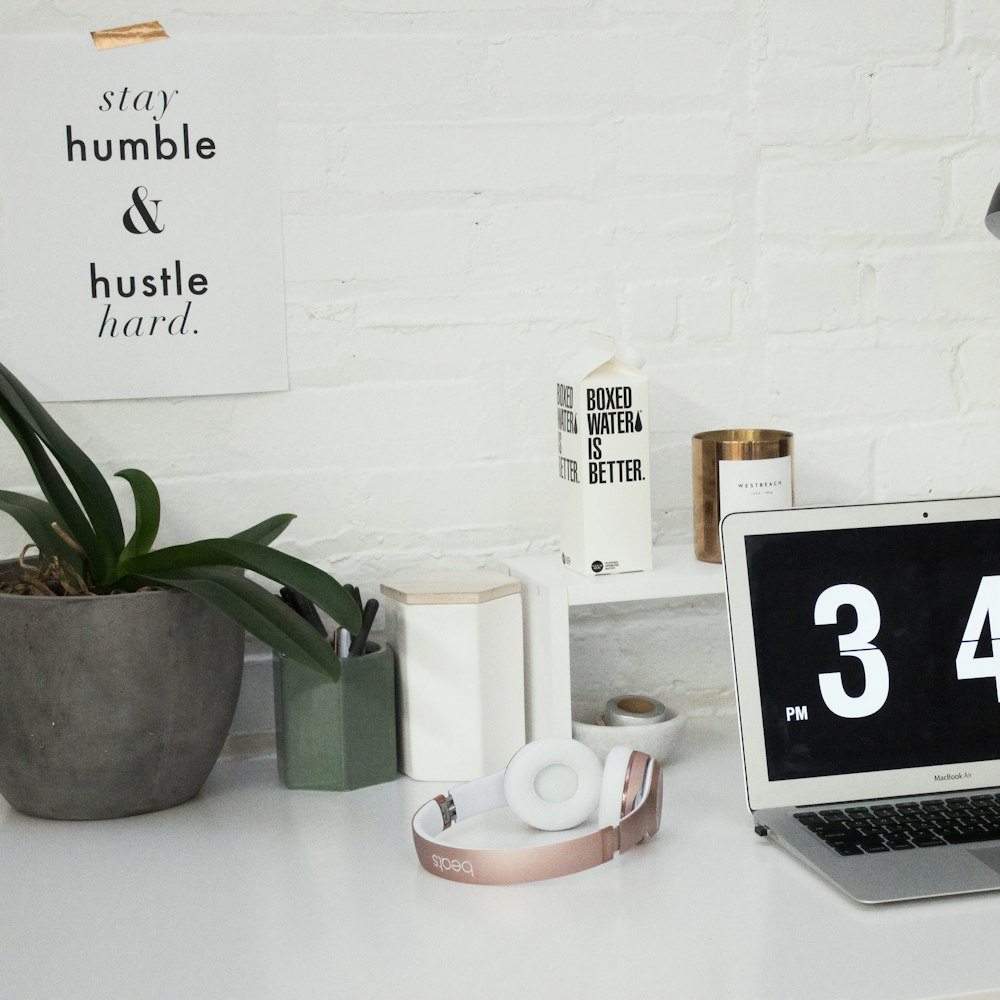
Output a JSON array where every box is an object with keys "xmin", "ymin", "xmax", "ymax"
[{"xmin": 572, "ymin": 706, "xmax": 686, "ymax": 763}]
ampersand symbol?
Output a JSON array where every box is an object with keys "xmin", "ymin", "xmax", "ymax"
[{"xmin": 122, "ymin": 186, "xmax": 164, "ymax": 235}]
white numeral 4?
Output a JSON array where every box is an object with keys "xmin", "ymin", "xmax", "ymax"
[{"xmin": 956, "ymin": 575, "xmax": 1000, "ymax": 700}]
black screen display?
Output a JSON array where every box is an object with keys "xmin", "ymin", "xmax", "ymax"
[{"xmin": 746, "ymin": 520, "xmax": 1000, "ymax": 781}]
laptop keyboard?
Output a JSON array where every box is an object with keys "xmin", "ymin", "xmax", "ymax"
[{"xmin": 794, "ymin": 794, "xmax": 1000, "ymax": 856}]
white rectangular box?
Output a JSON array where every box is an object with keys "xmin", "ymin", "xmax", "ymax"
[
  {"xmin": 557, "ymin": 334, "xmax": 652, "ymax": 576},
  {"xmin": 381, "ymin": 571, "xmax": 525, "ymax": 782}
]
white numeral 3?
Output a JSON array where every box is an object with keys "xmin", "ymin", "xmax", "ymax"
[{"xmin": 814, "ymin": 583, "xmax": 889, "ymax": 719}]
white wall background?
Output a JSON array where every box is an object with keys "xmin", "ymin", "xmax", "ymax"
[{"xmin": 3, "ymin": 0, "xmax": 1000, "ymax": 746}]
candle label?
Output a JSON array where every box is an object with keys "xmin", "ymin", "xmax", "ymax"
[{"xmin": 718, "ymin": 456, "xmax": 792, "ymax": 519}]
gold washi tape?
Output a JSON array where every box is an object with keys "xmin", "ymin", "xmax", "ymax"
[
  {"xmin": 604, "ymin": 695, "xmax": 669, "ymax": 727},
  {"xmin": 91, "ymin": 21, "xmax": 169, "ymax": 52}
]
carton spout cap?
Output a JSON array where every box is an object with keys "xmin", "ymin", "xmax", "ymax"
[{"xmin": 617, "ymin": 341, "xmax": 646, "ymax": 370}]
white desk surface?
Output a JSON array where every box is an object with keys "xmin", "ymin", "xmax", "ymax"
[{"xmin": 3, "ymin": 716, "xmax": 999, "ymax": 1000}]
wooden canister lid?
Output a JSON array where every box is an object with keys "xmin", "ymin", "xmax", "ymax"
[{"xmin": 380, "ymin": 571, "xmax": 521, "ymax": 606}]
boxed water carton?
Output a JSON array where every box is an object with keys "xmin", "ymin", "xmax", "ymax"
[{"xmin": 557, "ymin": 334, "xmax": 652, "ymax": 576}]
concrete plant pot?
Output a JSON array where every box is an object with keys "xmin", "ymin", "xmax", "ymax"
[{"xmin": 0, "ymin": 583, "xmax": 244, "ymax": 820}]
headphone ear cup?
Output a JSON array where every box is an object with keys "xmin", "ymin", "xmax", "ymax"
[
  {"xmin": 598, "ymin": 746, "xmax": 635, "ymax": 828},
  {"xmin": 503, "ymin": 738, "xmax": 603, "ymax": 831}
]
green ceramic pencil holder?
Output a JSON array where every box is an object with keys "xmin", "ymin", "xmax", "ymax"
[{"xmin": 272, "ymin": 641, "xmax": 398, "ymax": 791}]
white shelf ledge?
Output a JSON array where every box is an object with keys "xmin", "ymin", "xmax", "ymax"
[
  {"xmin": 505, "ymin": 544, "xmax": 725, "ymax": 740},
  {"xmin": 506, "ymin": 543, "xmax": 724, "ymax": 607}
]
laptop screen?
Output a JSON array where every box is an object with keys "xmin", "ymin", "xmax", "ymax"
[
  {"xmin": 722, "ymin": 498, "xmax": 1000, "ymax": 810},
  {"xmin": 745, "ymin": 519, "xmax": 1000, "ymax": 782}
]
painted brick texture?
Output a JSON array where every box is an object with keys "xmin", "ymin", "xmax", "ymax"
[{"xmin": 2, "ymin": 1, "xmax": 1000, "ymax": 725}]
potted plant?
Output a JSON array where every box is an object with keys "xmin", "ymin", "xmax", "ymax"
[{"xmin": 0, "ymin": 361, "xmax": 362, "ymax": 819}]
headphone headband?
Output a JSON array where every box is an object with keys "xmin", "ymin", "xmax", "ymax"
[{"xmin": 412, "ymin": 751, "xmax": 662, "ymax": 885}]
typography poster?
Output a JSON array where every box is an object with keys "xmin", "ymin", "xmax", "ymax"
[{"xmin": 0, "ymin": 31, "xmax": 288, "ymax": 401}]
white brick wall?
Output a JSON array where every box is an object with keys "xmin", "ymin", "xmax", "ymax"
[{"xmin": 2, "ymin": 0, "xmax": 1000, "ymax": 743}]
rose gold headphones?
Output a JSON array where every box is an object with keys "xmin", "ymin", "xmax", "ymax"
[{"xmin": 411, "ymin": 737, "xmax": 663, "ymax": 884}]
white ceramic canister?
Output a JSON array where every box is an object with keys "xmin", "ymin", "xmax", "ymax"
[{"xmin": 380, "ymin": 571, "xmax": 525, "ymax": 782}]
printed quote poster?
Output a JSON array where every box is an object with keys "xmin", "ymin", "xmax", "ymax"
[{"xmin": 0, "ymin": 31, "xmax": 288, "ymax": 401}]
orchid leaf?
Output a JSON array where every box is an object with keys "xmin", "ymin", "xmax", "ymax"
[
  {"xmin": 0, "ymin": 391, "xmax": 100, "ymax": 570},
  {"xmin": 0, "ymin": 490, "xmax": 86, "ymax": 576},
  {"xmin": 230, "ymin": 513, "xmax": 295, "ymax": 546},
  {"xmin": 122, "ymin": 538, "xmax": 361, "ymax": 634},
  {"xmin": 136, "ymin": 566, "xmax": 341, "ymax": 680},
  {"xmin": 0, "ymin": 363, "xmax": 124, "ymax": 582},
  {"xmin": 116, "ymin": 468, "xmax": 161, "ymax": 563}
]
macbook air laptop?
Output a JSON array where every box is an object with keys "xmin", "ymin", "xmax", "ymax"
[{"xmin": 722, "ymin": 496, "xmax": 1000, "ymax": 904}]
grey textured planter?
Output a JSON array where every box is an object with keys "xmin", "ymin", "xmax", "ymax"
[{"xmin": 0, "ymin": 585, "xmax": 244, "ymax": 820}]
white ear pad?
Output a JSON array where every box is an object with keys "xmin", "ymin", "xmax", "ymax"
[
  {"xmin": 503, "ymin": 738, "xmax": 603, "ymax": 831},
  {"xmin": 598, "ymin": 746, "xmax": 634, "ymax": 828}
]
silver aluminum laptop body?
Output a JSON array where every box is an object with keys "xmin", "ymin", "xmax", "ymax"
[{"xmin": 721, "ymin": 497, "xmax": 1000, "ymax": 904}]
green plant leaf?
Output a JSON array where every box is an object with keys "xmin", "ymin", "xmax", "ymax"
[
  {"xmin": 115, "ymin": 468, "xmax": 161, "ymax": 563},
  {"xmin": 0, "ymin": 490, "xmax": 86, "ymax": 575},
  {"xmin": 123, "ymin": 537, "xmax": 362, "ymax": 634},
  {"xmin": 0, "ymin": 393, "xmax": 100, "ymax": 569},
  {"xmin": 0, "ymin": 363, "xmax": 124, "ymax": 582},
  {"xmin": 136, "ymin": 566, "xmax": 341, "ymax": 679},
  {"xmin": 230, "ymin": 513, "xmax": 295, "ymax": 546}
]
